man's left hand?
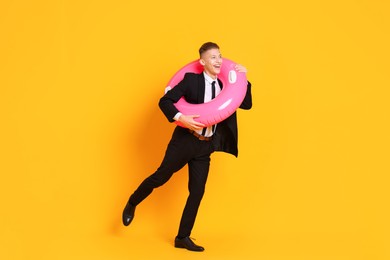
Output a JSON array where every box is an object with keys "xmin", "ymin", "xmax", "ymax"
[{"xmin": 235, "ymin": 64, "xmax": 247, "ymax": 73}]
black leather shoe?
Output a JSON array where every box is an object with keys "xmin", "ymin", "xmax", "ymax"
[
  {"xmin": 174, "ymin": 236, "xmax": 205, "ymax": 252},
  {"xmin": 122, "ymin": 202, "xmax": 136, "ymax": 226}
]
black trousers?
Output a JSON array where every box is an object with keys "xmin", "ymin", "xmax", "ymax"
[{"xmin": 128, "ymin": 126, "xmax": 214, "ymax": 237}]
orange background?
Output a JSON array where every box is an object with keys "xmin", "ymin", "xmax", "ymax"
[{"xmin": 1, "ymin": 0, "xmax": 389, "ymax": 259}]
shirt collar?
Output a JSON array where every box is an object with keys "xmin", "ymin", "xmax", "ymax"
[{"xmin": 203, "ymin": 71, "xmax": 217, "ymax": 84}]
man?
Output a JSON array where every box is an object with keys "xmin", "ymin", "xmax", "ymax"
[{"xmin": 122, "ymin": 42, "xmax": 252, "ymax": 252}]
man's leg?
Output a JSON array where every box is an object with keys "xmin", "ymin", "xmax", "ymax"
[
  {"xmin": 123, "ymin": 128, "xmax": 192, "ymax": 226},
  {"xmin": 128, "ymin": 127, "xmax": 194, "ymax": 206},
  {"xmin": 177, "ymin": 152, "xmax": 211, "ymax": 238}
]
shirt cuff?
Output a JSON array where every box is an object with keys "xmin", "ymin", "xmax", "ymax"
[{"xmin": 173, "ymin": 112, "xmax": 182, "ymax": 121}]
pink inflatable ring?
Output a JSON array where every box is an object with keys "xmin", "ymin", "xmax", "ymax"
[{"xmin": 165, "ymin": 58, "xmax": 248, "ymax": 127}]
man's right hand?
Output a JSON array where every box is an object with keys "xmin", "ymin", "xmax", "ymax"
[{"xmin": 177, "ymin": 115, "xmax": 205, "ymax": 131}]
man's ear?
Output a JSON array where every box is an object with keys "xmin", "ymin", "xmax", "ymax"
[{"xmin": 199, "ymin": 59, "xmax": 205, "ymax": 66}]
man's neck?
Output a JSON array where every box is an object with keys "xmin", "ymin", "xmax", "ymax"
[{"xmin": 203, "ymin": 71, "xmax": 217, "ymax": 80}]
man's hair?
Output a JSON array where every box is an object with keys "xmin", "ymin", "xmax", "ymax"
[{"xmin": 199, "ymin": 42, "xmax": 220, "ymax": 57}]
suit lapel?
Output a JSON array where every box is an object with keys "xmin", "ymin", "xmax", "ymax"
[
  {"xmin": 217, "ymin": 78, "xmax": 223, "ymax": 90},
  {"xmin": 197, "ymin": 73, "xmax": 206, "ymax": 104}
]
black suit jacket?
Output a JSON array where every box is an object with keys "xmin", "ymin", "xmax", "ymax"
[{"xmin": 159, "ymin": 72, "xmax": 252, "ymax": 157}]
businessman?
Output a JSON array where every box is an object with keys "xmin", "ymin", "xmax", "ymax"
[{"xmin": 122, "ymin": 42, "xmax": 252, "ymax": 252}]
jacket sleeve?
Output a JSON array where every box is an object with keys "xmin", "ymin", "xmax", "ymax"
[
  {"xmin": 159, "ymin": 73, "xmax": 190, "ymax": 122},
  {"xmin": 239, "ymin": 81, "xmax": 252, "ymax": 110}
]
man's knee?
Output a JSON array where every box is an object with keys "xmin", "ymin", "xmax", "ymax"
[
  {"xmin": 189, "ymin": 186, "xmax": 206, "ymax": 199},
  {"xmin": 147, "ymin": 172, "xmax": 172, "ymax": 188}
]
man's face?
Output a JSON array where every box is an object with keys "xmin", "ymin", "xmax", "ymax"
[{"xmin": 200, "ymin": 48, "xmax": 222, "ymax": 79}]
